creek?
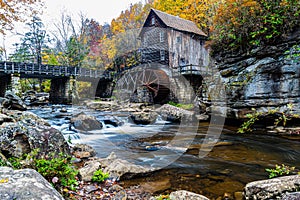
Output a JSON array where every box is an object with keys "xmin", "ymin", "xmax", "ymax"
[{"xmin": 30, "ymin": 105, "xmax": 300, "ymax": 199}]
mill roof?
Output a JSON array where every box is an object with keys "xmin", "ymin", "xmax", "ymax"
[{"xmin": 146, "ymin": 9, "xmax": 207, "ymax": 37}]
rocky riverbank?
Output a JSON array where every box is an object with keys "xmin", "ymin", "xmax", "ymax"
[{"xmin": 1, "ymin": 94, "xmax": 300, "ymax": 199}]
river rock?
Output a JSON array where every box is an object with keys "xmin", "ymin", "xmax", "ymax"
[
  {"xmin": 0, "ymin": 167, "xmax": 64, "ymax": 200},
  {"xmin": 244, "ymin": 175, "xmax": 300, "ymax": 199},
  {"xmin": 0, "ymin": 113, "xmax": 13, "ymax": 124},
  {"xmin": 112, "ymin": 190, "xmax": 127, "ymax": 200},
  {"xmin": 129, "ymin": 110, "xmax": 158, "ymax": 125},
  {"xmin": 99, "ymin": 152, "xmax": 155, "ymax": 180},
  {"xmin": 169, "ymin": 190, "xmax": 209, "ymax": 200},
  {"xmin": 0, "ymin": 110, "xmax": 70, "ymax": 158},
  {"xmin": 70, "ymin": 112, "xmax": 103, "ymax": 131},
  {"xmin": 156, "ymin": 104, "xmax": 194, "ymax": 122},
  {"xmin": 79, "ymin": 160, "xmax": 101, "ymax": 182},
  {"xmin": 103, "ymin": 158, "xmax": 153, "ymax": 180},
  {"xmin": 22, "ymin": 90, "xmax": 49, "ymax": 106},
  {"xmin": 3, "ymin": 91, "xmax": 26, "ymax": 111},
  {"xmin": 72, "ymin": 143, "xmax": 96, "ymax": 159},
  {"xmin": 102, "ymin": 115, "xmax": 124, "ymax": 127},
  {"xmin": 86, "ymin": 100, "xmax": 119, "ymax": 111},
  {"xmin": 282, "ymin": 192, "xmax": 300, "ymax": 200}
]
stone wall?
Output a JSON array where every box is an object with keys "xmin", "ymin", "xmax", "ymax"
[{"xmin": 213, "ymin": 28, "xmax": 300, "ymax": 119}]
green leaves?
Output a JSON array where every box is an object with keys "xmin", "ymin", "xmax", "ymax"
[
  {"xmin": 266, "ymin": 164, "xmax": 297, "ymax": 178},
  {"xmin": 212, "ymin": 0, "xmax": 300, "ymax": 54},
  {"xmin": 91, "ymin": 169, "xmax": 109, "ymax": 183},
  {"xmin": 33, "ymin": 153, "xmax": 79, "ymax": 190},
  {"xmin": 237, "ymin": 105, "xmax": 297, "ymax": 134},
  {"xmin": 237, "ymin": 110, "xmax": 261, "ymax": 134}
]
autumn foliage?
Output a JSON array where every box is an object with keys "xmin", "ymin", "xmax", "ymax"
[
  {"xmin": 212, "ymin": 0, "xmax": 300, "ymax": 53},
  {"xmin": 153, "ymin": 0, "xmax": 300, "ymax": 54},
  {"xmin": 3, "ymin": 0, "xmax": 300, "ymax": 67},
  {"xmin": 0, "ymin": 0, "xmax": 43, "ymax": 34}
]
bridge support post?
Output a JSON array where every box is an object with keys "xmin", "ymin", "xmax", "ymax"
[
  {"xmin": 0, "ymin": 74, "xmax": 11, "ymax": 97},
  {"xmin": 11, "ymin": 75, "xmax": 21, "ymax": 95},
  {"xmin": 49, "ymin": 77, "xmax": 71, "ymax": 104}
]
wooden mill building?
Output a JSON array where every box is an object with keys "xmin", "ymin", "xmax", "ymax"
[
  {"xmin": 138, "ymin": 9, "xmax": 209, "ymax": 99},
  {"xmin": 139, "ymin": 9, "xmax": 208, "ymax": 73}
]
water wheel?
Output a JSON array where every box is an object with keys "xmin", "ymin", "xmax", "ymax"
[{"xmin": 114, "ymin": 67, "xmax": 170, "ymax": 104}]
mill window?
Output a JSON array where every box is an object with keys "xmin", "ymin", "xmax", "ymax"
[
  {"xmin": 160, "ymin": 31, "xmax": 164, "ymax": 43},
  {"xmin": 151, "ymin": 17, "xmax": 155, "ymax": 25},
  {"xmin": 143, "ymin": 34, "xmax": 148, "ymax": 46}
]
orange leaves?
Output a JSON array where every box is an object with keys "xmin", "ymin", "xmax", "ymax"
[{"xmin": 0, "ymin": 0, "xmax": 43, "ymax": 34}]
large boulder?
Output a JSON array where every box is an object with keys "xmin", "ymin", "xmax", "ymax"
[
  {"xmin": 99, "ymin": 152, "xmax": 155, "ymax": 180},
  {"xmin": 244, "ymin": 175, "xmax": 300, "ymax": 200},
  {"xmin": 0, "ymin": 110, "xmax": 70, "ymax": 158},
  {"xmin": 70, "ymin": 112, "xmax": 103, "ymax": 131},
  {"xmin": 0, "ymin": 167, "xmax": 64, "ymax": 200},
  {"xmin": 3, "ymin": 91, "xmax": 26, "ymax": 111},
  {"xmin": 169, "ymin": 190, "xmax": 209, "ymax": 200}
]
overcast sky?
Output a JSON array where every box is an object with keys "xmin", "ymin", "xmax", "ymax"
[
  {"xmin": 2, "ymin": 0, "xmax": 142, "ymax": 56},
  {"xmin": 43, "ymin": 0, "xmax": 142, "ymax": 26}
]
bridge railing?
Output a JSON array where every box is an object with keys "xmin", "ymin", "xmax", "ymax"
[
  {"xmin": 0, "ymin": 61, "xmax": 109, "ymax": 79},
  {"xmin": 179, "ymin": 64, "xmax": 212, "ymax": 76}
]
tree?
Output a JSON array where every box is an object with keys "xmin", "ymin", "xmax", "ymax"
[
  {"xmin": 211, "ymin": 0, "xmax": 300, "ymax": 53},
  {"xmin": 0, "ymin": 0, "xmax": 44, "ymax": 34},
  {"xmin": 52, "ymin": 12, "xmax": 90, "ymax": 67},
  {"xmin": 153, "ymin": 0, "xmax": 223, "ymax": 35},
  {"xmin": 106, "ymin": 1, "xmax": 152, "ymax": 70},
  {"xmin": 10, "ymin": 15, "xmax": 50, "ymax": 65}
]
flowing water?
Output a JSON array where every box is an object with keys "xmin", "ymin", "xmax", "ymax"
[{"xmin": 30, "ymin": 105, "xmax": 300, "ymax": 199}]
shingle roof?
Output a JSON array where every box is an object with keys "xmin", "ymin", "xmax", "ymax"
[{"xmin": 151, "ymin": 9, "xmax": 207, "ymax": 37}]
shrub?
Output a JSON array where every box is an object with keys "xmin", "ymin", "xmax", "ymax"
[
  {"xmin": 29, "ymin": 152, "xmax": 79, "ymax": 191},
  {"xmin": 212, "ymin": 0, "xmax": 300, "ymax": 54},
  {"xmin": 91, "ymin": 169, "xmax": 109, "ymax": 183},
  {"xmin": 265, "ymin": 164, "xmax": 299, "ymax": 178}
]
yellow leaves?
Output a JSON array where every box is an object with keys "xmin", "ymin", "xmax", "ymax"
[
  {"xmin": 0, "ymin": 178, "xmax": 9, "ymax": 183},
  {"xmin": 242, "ymin": 0, "xmax": 258, "ymax": 7},
  {"xmin": 153, "ymin": 0, "xmax": 224, "ymax": 34}
]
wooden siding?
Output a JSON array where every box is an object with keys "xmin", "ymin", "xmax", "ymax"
[
  {"xmin": 140, "ymin": 10, "xmax": 209, "ymax": 71},
  {"xmin": 141, "ymin": 22, "xmax": 169, "ymax": 65},
  {"xmin": 141, "ymin": 27, "xmax": 168, "ymax": 51},
  {"xmin": 167, "ymin": 29, "xmax": 209, "ymax": 69}
]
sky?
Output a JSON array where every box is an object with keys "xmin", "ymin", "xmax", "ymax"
[
  {"xmin": 2, "ymin": 0, "xmax": 142, "ymax": 56},
  {"xmin": 42, "ymin": 0, "xmax": 142, "ymax": 26}
]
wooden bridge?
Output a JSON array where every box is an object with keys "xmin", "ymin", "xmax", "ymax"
[
  {"xmin": 0, "ymin": 61, "xmax": 111, "ymax": 79},
  {"xmin": 0, "ymin": 60, "xmax": 212, "ymax": 104},
  {"xmin": 0, "ymin": 61, "xmax": 115, "ymax": 104}
]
